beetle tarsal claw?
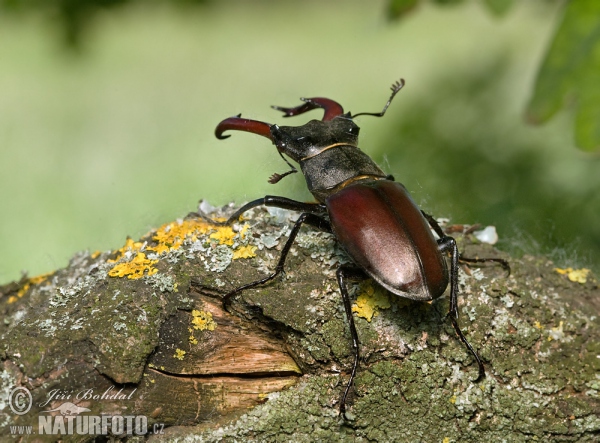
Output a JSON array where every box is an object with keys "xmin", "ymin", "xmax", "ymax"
[
  {"xmin": 391, "ymin": 79, "xmax": 405, "ymax": 92},
  {"xmin": 267, "ymin": 169, "xmax": 297, "ymax": 184},
  {"xmin": 268, "ymin": 173, "xmax": 283, "ymax": 184}
]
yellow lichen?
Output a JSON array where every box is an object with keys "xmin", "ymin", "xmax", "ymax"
[
  {"xmin": 173, "ymin": 349, "xmax": 186, "ymax": 360},
  {"xmin": 146, "ymin": 243, "xmax": 170, "ymax": 255},
  {"xmin": 107, "ymin": 217, "xmax": 252, "ymax": 279},
  {"xmin": 191, "ymin": 310, "xmax": 217, "ymax": 331},
  {"xmin": 91, "ymin": 251, "xmax": 101, "ymax": 259},
  {"xmin": 547, "ymin": 320, "xmax": 564, "ymax": 341},
  {"xmin": 533, "ymin": 321, "xmax": 542, "ymax": 329},
  {"xmin": 554, "ymin": 267, "xmax": 592, "ymax": 284},
  {"xmin": 107, "ymin": 238, "xmax": 144, "ymax": 264},
  {"xmin": 449, "ymin": 395, "xmax": 457, "ymax": 404},
  {"xmin": 351, "ymin": 281, "xmax": 391, "ymax": 322},
  {"xmin": 147, "ymin": 219, "xmax": 214, "ymax": 254},
  {"xmin": 8, "ymin": 271, "xmax": 53, "ymax": 304},
  {"xmin": 108, "ymin": 252, "xmax": 158, "ymax": 280},
  {"xmin": 238, "ymin": 224, "xmax": 250, "ymax": 239},
  {"xmin": 233, "ymin": 245, "xmax": 257, "ymax": 259},
  {"xmin": 144, "ymin": 218, "xmax": 248, "ymax": 255},
  {"xmin": 209, "ymin": 226, "xmax": 237, "ymax": 246}
]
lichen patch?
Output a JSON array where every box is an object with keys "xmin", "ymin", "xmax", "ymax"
[
  {"xmin": 352, "ymin": 280, "xmax": 391, "ymax": 322},
  {"xmin": 7, "ymin": 271, "xmax": 53, "ymax": 304},
  {"xmin": 108, "ymin": 252, "xmax": 158, "ymax": 280},
  {"xmin": 554, "ymin": 267, "xmax": 592, "ymax": 284},
  {"xmin": 107, "ymin": 218, "xmax": 253, "ymax": 279},
  {"xmin": 191, "ymin": 309, "xmax": 216, "ymax": 331}
]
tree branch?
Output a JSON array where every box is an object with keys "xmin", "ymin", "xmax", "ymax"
[{"xmin": 1, "ymin": 205, "xmax": 598, "ymax": 441}]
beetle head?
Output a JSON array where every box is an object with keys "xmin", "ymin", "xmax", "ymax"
[
  {"xmin": 214, "ymin": 79, "xmax": 404, "ymax": 184},
  {"xmin": 214, "ymin": 112, "xmax": 360, "ymax": 163},
  {"xmin": 215, "ymin": 79, "xmax": 404, "ymax": 152},
  {"xmin": 270, "ymin": 117, "xmax": 360, "ymax": 162}
]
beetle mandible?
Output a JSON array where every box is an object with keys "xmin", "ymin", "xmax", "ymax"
[{"xmin": 197, "ymin": 80, "xmax": 509, "ymax": 417}]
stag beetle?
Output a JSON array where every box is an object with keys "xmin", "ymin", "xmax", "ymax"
[{"xmin": 197, "ymin": 80, "xmax": 509, "ymax": 417}]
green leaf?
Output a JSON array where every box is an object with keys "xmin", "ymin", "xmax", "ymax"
[
  {"xmin": 431, "ymin": 0, "xmax": 465, "ymax": 5},
  {"xmin": 388, "ymin": 0, "xmax": 420, "ymax": 19},
  {"xmin": 482, "ymin": 0, "xmax": 514, "ymax": 16},
  {"xmin": 526, "ymin": 0, "xmax": 600, "ymax": 152}
]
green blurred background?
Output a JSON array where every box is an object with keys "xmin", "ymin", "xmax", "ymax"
[{"xmin": 1, "ymin": 0, "xmax": 598, "ymax": 284}]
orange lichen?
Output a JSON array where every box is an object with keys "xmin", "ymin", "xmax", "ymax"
[
  {"xmin": 8, "ymin": 271, "xmax": 53, "ymax": 304},
  {"xmin": 107, "ymin": 252, "xmax": 158, "ymax": 280}
]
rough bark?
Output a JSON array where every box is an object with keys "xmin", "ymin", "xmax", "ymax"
[{"xmin": 0, "ymin": 204, "xmax": 598, "ymax": 442}]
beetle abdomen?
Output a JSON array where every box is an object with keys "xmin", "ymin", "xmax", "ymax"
[{"xmin": 326, "ymin": 180, "xmax": 448, "ymax": 301}]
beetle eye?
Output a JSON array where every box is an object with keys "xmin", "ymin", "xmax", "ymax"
[{"xmin": 348, "ymin": 127, "xmax": 359, "ymax": 135}]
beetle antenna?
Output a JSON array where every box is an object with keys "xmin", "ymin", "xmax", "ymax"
[
  {"xmin": 351, "ymin": 78, "xmax": 405, "ymax": 119},
  {"xmin": 268, "ymin": 151, "xmax": 298, "ymax": 184}
]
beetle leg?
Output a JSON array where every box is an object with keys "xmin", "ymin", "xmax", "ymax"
[
  {"xmin": 459, "ymin": 256, "xmax": 511, "ymax": 276},
  {"xmin": 268, "ymin": 151, "xmax": 298, "ymax": 184},
  {"xmin": 421, "ymin": 210, "xmax": 446, "ymax": 239},
  {"xmin": 351, "ymin": 79, "xmax": 405, "ymax": 119},
  {"xmin": 187, "ymin": 196, "xmax": 326, "ymax": 226},
  {"xmin": 422, "ymin": 211, "xmax": 511, "ymax": 275},
  {"xmin": 336, "ymin": 265, "xmax": 365, "ymax": 419},
  {"xmin": 222, "ymin": 212, "xmax": 331, "ymax": 310},
  {"xmin": 438, "ymin": 236, "xmax": 486, "ymax": 382}
]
